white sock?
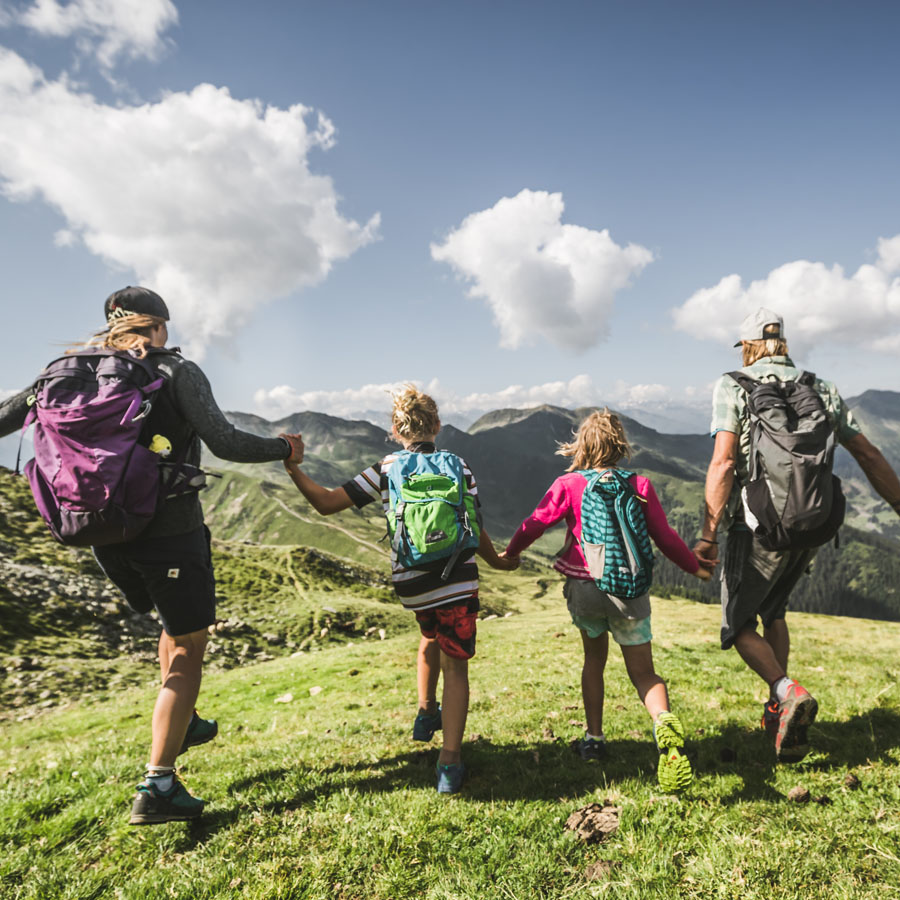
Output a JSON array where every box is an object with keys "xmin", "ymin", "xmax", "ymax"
[
  {"xmin": 145, "ymin": 765, "xmax": 175, "ymax": 792},
  {"xmin": 771, "ymin": 676, "xmax": 792, "ymax": 703},
  {"xmin": 585, "ymin": 731, "xmax": 605, "ymax": 742}
]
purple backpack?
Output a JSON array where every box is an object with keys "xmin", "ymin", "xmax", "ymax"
[{"xmin": 21, "ymin": 349, "xmax": 169, "ymax": 546}]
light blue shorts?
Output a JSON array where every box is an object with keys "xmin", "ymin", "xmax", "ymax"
[{"xmin": 564, "ymin": 578, "xmax": 652, "ymax": 646}]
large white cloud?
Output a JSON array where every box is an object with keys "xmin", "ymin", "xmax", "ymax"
[
  {"xmin": 430, "ymin": 189, "xmax": 653, "ymax": 352},
  {"xmin": 672, "ymin": 236, "xmax": 900, "ymax": 354},
  {"xmin": 10, "ymin": 0, "xmax": 177, "ymax": 67},
  {"xmin": 0, "ymin": 49, "xmax": 380, "ymax": 358},
  {"xmin": 253, "ymin": 375, "xmax": 707, "ymax": 431}
]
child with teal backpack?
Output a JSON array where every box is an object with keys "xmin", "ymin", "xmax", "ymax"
[
  {"xmin": 281, "ymin": 385, "xmax": 517, "ymax": 794},
  {"xmin": 502, "ymin": 410, "xmax": 712, "ymax": 792}
]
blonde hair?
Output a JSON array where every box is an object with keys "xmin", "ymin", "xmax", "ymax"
[
  {"xmin": 557, "ymin": 409, "xmax": 632, "ymax": 472},
  {"xmin": 742, "ymin": 325, "xmax": 789, "ymax": 366},
  {"xmin": 77, "ymin": 314, "xmax": 166, "ymax": 359},
  {"xmin": 391, "ymin": 384, "xmax": 440, "ymax": 441}
]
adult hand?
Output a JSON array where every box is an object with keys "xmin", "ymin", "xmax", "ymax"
[
  {"xmin": 693, "ymin": 538, "xmax": 719, "ymax": 570},
  {"xmin": 280, "ymin": 432, "xmax": 305, "ymax": 465}
]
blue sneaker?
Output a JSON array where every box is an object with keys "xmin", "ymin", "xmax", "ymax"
[
  {"xmin": 436, "ymin": 762, "xmax": 465, "ymax": 794},
  {"xmin": 577, "ymin": 736, "xmax": 607, "ymax": 762},
  {"xmin": 413, "ymin": 707, "xmax": 442, "ymax": 742},
  {"xmin": 179, "ymin": 710, "xmax": 218, "ymax": 756},
  {"xmin": 129, "ymin": 777, "xmax": 204, "ymax": 825}
]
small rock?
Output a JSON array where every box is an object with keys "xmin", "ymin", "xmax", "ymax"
[
  {"xmin": 263, "ymin": 633, "xmax": 284, "ymax": 645},
  {"xmin": 309, "ymin": 685, "xmax": 323, "ymax": 696},
  {"xmin": 553, "ymin": 632, "xmax": 565, "ymax": 638},
  {"xmin": 787, "ymin": 786, "xmax": 810, "ymax": 803},
  {"xmin": 504, "ymin": 611, "xmax": 514, "ymax": 617},
  {"xmin": 565, "ymin": 803, "xmax": 621, "ymax": 843},
  {"xmin": 348, "ymin": 669, "xmax": 360, "ymax": 676},
  {"xmin": 482, "ymin": 614, "xmax": 498, "ymax": 621},
  {"xmin": 844, "ymin": 773, "xmax": 861, "ymax": 790},
  {"xmin": 378, "ymin": 628, "xmax": 386, "ymax": 640}
]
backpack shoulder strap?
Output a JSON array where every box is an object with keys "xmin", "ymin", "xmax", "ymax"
[
  {"xmin": 726, "ymin": 371, "xmax": 760, "ymax": 394},
  {"xmin": 796, "ymin": 370, "xmax": 816, "ymax": 387}
]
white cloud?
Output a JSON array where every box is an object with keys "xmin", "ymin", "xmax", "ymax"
[
  {"xmin": 430, "ymin": 189, "xmax": 653, "ymax": 352},
  {"xmin": 0, "ymin": 49, "xmax": 380, "ymax": 359},
  {"xmin": 672, "ymin": 235, "xmax": 900, "ymax": 355},
  {"xmin": 11, "ymin": 0, "xmax": 177, "ymax": 68},
  {"xmin": 253, "ymin": 375, "xmax": 708, "ymax": 432}
]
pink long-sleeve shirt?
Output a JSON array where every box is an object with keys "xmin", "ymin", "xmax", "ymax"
[{"xmin": 505, "ymin": 471, "xmax": 700, "ymax": 579}]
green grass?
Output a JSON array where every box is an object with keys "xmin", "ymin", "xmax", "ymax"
[{"xmin": 2, "ymin": 598, "xmax": 900, "ymax": 899}]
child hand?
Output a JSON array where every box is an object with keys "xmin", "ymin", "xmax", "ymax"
[
  {"xmin": 497, "ymin": 550, "xmax": 520, "ymax": 571},
  {"xmin": 694, "ymin": 566, "xmax": 712, "ymax": 582},
  {"xmin": 280, "ymin": 432, "xmax": 305, "ymax": 466}
]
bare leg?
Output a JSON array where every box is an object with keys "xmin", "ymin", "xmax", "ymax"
[
  {"xmin": 621, "ymin": 642, "xmax": 669, "ymax": 720},
  {"xmin": 580, "ymin": 630, "xmax": 609, "ymax": 736},
  {"xmin": 417, "ymin": 635, "xmax": 440, "ymax": 715},
  {"xmin": 437, "ymin": 653, "xmax": 468, "ymax": 765},
  {"xmin": 763, "ymin": 618, "xmax": 790, "ymax": 674},
  {"xmin": 733, "ymin": 626, "xmax": 786, "ymax": 686},
  {"xmin": 149, "ymin": 628, "xmax": 208, "ymax": 768}
]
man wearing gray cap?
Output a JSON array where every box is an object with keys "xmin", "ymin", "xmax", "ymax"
[{"xmin": 695, "ymin": 308, "xmax": 900, "ymax": 762}]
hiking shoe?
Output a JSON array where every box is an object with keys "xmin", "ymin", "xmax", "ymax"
[
  {"xmin": 577, "ymin": 736, "xmax": 607, "ymax": 762},
  {"xmin": 761, "ymin": 699, "xmax": 780, "ymax": 741},
  {"xmin": 436, "ymin": 762, "xmax": 465, "ymax": 794},
  {"xmin": 413, "ymin": 707, "xmax": 442, "ymax": 742},
  {"xmin": 654, "ymin": 712, "xmax": 693, "ymax": 793},
  {"xmin": 129, "ymin": 777, "xmax": 204, "ymax": 825},
  {"xmin": 774, "ymin": 682, "xmax": 818, "ymax": 763},
  {"xmin": 179, "ymin": 711, "xmax": 218, "ymax": 756}
]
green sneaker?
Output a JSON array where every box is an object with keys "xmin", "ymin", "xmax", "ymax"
[
  {"xmin": 129, "ymin": 777, "xmax": 204, "ymax": 825},
  {"xmin": 179, "ymin": 711, "xmax": 218, "ymax": 756},
  {"xmin": 654, "ymin": 712, "xmax": 693, "ymax": 793}
]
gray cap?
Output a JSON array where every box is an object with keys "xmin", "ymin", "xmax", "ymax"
[
  {"xmin": 734, "ymin": 307, "xmax": 784, "ymax": 347},
  {"xmin": 104, "ymin": 286, "xmax": 170, "ymax": 323}
]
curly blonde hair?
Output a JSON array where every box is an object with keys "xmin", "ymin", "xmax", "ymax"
[
  {"xmin": 391, "ymin": 384, "xmax": 440, "ymax": 441},
  {"xmin": 557, "ymin": 409, "xmax": 632, "ymax": 471},
  {"xmin": 74, "ymin": 313, "xmax": 166, "ymax": 359}
]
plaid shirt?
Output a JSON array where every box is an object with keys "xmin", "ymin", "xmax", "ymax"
[{"xmin": 710, "ymin": 356, "xmax": 861, "ymax": 526}]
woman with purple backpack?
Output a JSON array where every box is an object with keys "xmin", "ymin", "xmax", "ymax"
[{"xmin": 0, "ymin": 286, "xmax": 302, "ymax": 824}]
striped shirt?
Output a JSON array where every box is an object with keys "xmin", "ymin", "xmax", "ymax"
[{"xmin": 342, "ymin": 442, "xmax": 480, "ymax": 611}]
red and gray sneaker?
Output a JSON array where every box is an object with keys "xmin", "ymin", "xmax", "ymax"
[
  {"xmin": 761, "ymin": 699, "xmax": 780, "ymax": 741},
  {"xmin": 774, "ymin": 682, "xmax": 818, "ymax": 763}
]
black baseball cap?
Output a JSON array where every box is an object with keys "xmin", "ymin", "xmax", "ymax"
[{"xmin": 104, "ymin": 286, "xmax": 170, "ymax": 323}]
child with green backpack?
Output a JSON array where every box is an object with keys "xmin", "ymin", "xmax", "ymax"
[
  {"xmin": 501, "ymin": 410, "xmax": 711, "ymax": 792},
  {"xmin": 281, "ymin": 385, "xmax": 517, "ymax": 794}
]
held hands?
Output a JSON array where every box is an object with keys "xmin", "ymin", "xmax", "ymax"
[
  {"xmin": 496, "ymin": 549, "xmax": 520, "ymax": 571},
  {"xmin": 280, "ymin": 432, "xmax": 305, "ymax": 467},
  {"xmin": 693, "ymin": 537, "xmax": 719, "ymax": 581}
]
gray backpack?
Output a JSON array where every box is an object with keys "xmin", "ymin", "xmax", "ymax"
[{"xmin": 729, "ymin": 370, "xmax": 845, "ymax": 551}]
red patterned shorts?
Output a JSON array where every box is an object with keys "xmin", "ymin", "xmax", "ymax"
[{"xmin": 415, "ymin": 596, "xmax": 480, "ymax": 659}]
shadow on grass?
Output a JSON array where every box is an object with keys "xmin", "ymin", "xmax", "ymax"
[
  {"xmin": 690, "ymin": 706, "xmax": 900, "ymax": 803},
  {"xmin": 177, "ymin": 706, "xmax": 900, "ymax": 847}
]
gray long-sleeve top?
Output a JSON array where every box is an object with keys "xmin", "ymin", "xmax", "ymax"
[{"xmin": 0, "ymin": 348, "xmax": 290, "ymax": 540}]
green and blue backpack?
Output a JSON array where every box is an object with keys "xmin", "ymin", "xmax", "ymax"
[
  {"xmin": 577, "ymin": 468, "xmax": 654, "ymax": 599},
  {"xmin": 385, "ymin": 450, "xmax": 481, "ymax": 579}
]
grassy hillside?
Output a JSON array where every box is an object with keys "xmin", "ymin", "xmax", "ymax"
[{"xmin": 2, "ymin": 599, "xmax": 899, "ymax": 899}]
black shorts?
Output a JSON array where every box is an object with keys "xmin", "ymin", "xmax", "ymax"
[
  {"xmin": 719, "ymin": 529, "xmax": 815, "ymax": 650},
  {"xmin": 94, "ymin": 526, "xmax": 216, "ymax": 637}
]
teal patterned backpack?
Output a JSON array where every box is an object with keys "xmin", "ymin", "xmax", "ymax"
[{"xmin": 577, "ymin": 468, "xmax": 654, "ymax": 599}]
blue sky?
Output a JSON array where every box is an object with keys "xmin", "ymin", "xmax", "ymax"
[{"xmin": 1, "ymin": 0, "xmax": 899, "ymax": 439}]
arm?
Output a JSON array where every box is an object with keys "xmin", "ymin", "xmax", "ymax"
[
  {"xmin": 477, "ymin": 527, "xmax": 518, "ymax": 570},
  {"xmin": 844, "ymin": 433, "xmax": 900, "ymax": 515},
  {"xmin": 695, "ymin": 430, "xmax": 738, "ymax": 565},
  {"xmin": 504, "ymin": 479, "xmax": 571, "ymax": 557},
  {"xmin": 640, "ymin": 480, "xmax": 701, "ymax": 575},
  {"xmin": 170, "ymin": 361, "xmax": 291, "ymax": 463},
  {"xmin": 283, "ymin": 447, "xmax": 354, "ymax": 515},
  {"xmin": 0, "ymin": 388, "xmax": 32, "ymax": 439}
]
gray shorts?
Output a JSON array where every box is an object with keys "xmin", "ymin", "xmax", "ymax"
[
  {"xmin": 564, "ymin": 578, "xmax": 652, "ymax": 646},
  {"xmin": 719, "ymin": 529, "xmax": 815, "ymax": 650}
]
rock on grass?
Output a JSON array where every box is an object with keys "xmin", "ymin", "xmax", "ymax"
[{"xmin": 565, "ymin": 803, "xmax": 621, "ymax": 843}]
